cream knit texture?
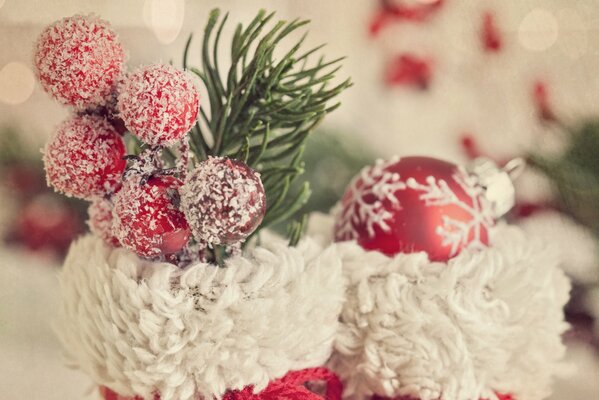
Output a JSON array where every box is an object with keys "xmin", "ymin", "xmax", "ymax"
[
  {"xmin": 57, "ymin": 234, "xmax": 345, "ymax": 400},
  {"xmin": 327, "ymin": 223, "xmax": 571, "ymax": 400},
  {"xmin": 58, "ymin": 213, "xmax": 571, "ymax": 400}
]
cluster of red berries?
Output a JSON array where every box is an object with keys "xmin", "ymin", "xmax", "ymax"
[{"xmin": 35, "ymin": 15, "xmax": 266, "ymax": 261}]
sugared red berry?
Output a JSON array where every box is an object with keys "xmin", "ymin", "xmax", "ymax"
[
  {"xmin": 88, "ymin": 197, "xmax": 120, "ymax": 247},
  {"xmin": 118, "ymin": 64, "xmax": 199, "ymax": 146},
  {"xmin": 180, "ymin": 157, "xmax": 266, "ymax": 246},
  {"xmin": 43, "ymin": 114, "xmax": 126, "ymax": 200},
  {"xmin": 34, "ymin": 14, "xmax": 126, "ymax": 110},
  {"xmin": 112, "ymin": 175, "xmax": 190, "ymax": 258}
]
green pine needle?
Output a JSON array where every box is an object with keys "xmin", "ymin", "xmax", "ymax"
[
  {"xmin": 185, "ymin": 8, "xmax": 351, "ymax": 245},
  {"xmin": 528, "ymin": 120, "xmax": 599, "ymax": 233}
]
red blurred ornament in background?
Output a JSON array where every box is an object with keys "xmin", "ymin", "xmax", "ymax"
[
  {"xmin": 11, "ymin": 195, "xmax": 82, "ymax": 255},
  {"xmin": 334, "ymin": 156, "xmax": 495, "ymax": 261},
  {"xmin": 385, "ymin": 53, "xmax": 433, "ymax": 90},
  {"xmin": 481, "ymin": 12, "xmax": 503, "ymax": 52},
  {"xmin": 369, "ymin": 0, "xmax": 445, "ymax": 36},
  {"xmin": 2, "ymin": 164, "xmax": 44, "ymax": 196}
]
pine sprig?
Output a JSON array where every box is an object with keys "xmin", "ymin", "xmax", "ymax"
[
  {"xmin": 529, "ymin": 120, "xmax": 599, "ymax": 233},
  {"xmin": 0, "ymin": 127, "xmax": 40, "ymax": 165},
  {"xmin": 185, "ymin": 8, "xmax": 351, "ymax": 242}
]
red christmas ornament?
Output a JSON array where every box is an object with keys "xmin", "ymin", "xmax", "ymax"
[
  {"xmin": 43, "ymin": 114, "xmax": 126, "ymax": 200},
  {"xmin": 180, "ymin": 157, "xmax": 266, "ymax": 246},
  {"xmin": 112, "ymin": 175, "xmax": 190, "ymax": 258},
  {"xmin": 118, "ymin": 64, "xmax": 200, "ymax": 146},
  {"xmin": 334, "ymin": 156, "xmax": 494, "ymax": 261},
  {"xmin": 88, "ymin": 197, "xmax": 120, "ymax": 247},
  {"xmin": 34, "ymin": 14, "xmax": 126, "ymax": 110}
]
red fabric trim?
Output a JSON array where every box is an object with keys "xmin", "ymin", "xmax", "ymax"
[
  {"xmin": 371, "ymin": 392, "xmax": 513, "ymax": 400},
  {"xmin": 99, "ymin": 386, "xmax": 146, "ymax": 400},
  {"xmin": 225, "ymin": 367, "xmax": 342, "ymax": 400},
  {"xmin": 99, "ymin": 367, "xmax": 342, "ymax": 400}
]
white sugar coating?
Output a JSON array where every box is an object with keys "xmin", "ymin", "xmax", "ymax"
[
  {"xmin": 104, "ymin": 71, "xmax": 129, "ymax": 118},
  {"xmin": 118, "ymin": 64, "xmax": 200, "ymax": 146},
  {"xmin": 112, "ymin": 176, "xmax": 189, "ymax": 258},
  {"xmin": 180, "ymin": 157, "xmax": 266, "ymax": 246},
  {"xmin": 87, "ymin": 197, "xmax": 119, "ymax": 247},
  {"xmin": 43, "ymin": 114, "xmax": 126, "ymax": 200},
  {"xmin": 33, "ymin": 14, "xmax": 126, "ymax": 110}
]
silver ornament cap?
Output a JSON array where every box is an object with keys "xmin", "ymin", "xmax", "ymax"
[{"xmin": 469, "ymin": 157, "xmax": 525, "ymax": 218}]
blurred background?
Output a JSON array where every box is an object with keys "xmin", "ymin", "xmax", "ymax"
[{"xmin": 1, "ymin": 0, "xmax": 599, "ymax": 398}]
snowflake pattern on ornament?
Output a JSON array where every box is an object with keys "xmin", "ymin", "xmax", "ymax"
[
  {"xmin": 335, "ymin": 157, "xmax": 406, "ymax": 240},
  {"xmin": 406, "ymin": 167, "xmax": 493, "ymax": 256},
  {"xmin": 336, "ymin": 158, "xmax": 494, "ymax": 258}
]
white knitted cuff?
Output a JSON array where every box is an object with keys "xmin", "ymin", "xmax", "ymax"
[
  {"xmin": 57, "ymin": 233, "xmax": 345, "ymax": 400},
  {"xmin": 327, "ymin": 222, "xmax": 570, "ymax": 400}
]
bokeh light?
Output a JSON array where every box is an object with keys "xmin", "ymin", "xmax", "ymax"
[
  {"xmin": 143, "ymin": 0, "xmax": 185, "ymax": 45},
  {"xmin": 518, "ymin": 8, "xmax": 559, "ymax": 52},
  {"xmin": 0, "ymin": 62, "xmax": 36, "ymax": 105}
]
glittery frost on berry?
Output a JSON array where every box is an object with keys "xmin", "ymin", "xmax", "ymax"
[
  {"xmin": 180, "ymin": 157, "xmax": 266, "ymax": 246},
  {"xmin": 33, "ymin": 14, "xmax": 126, "ymax": 110},
  {"xmin": 88, "ymin": 197, "xmax": 120, "ymax": 247},
  {"xmin": 118, "ymin": 64, "xmax": 199, "ymax": 146},
  {"xmin": 43, "ymin": 114, "xmax": 126, "ymax": 200},
  {"xmin": 112, "ymin": 176, "xmax": 190, "ymax": 258}
]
